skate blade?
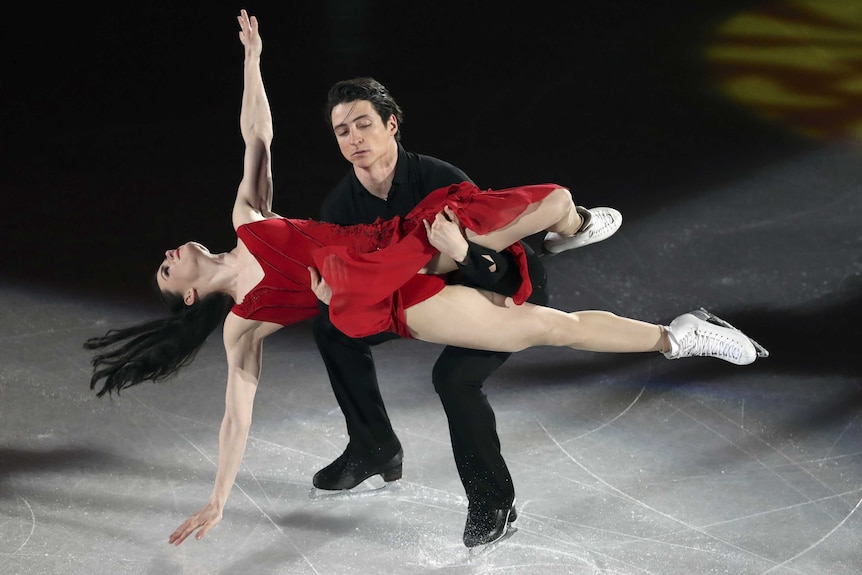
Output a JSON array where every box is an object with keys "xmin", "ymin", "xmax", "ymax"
[
  {"xmin": 465, "ymin": 526, "xmax": 517, "ymax": 560},
  {"xmin": 694, "ymin": 308, "xmax": 769, "ymax": 358},
  {"xmin": 308, "ymin": 478, "xmax": 403, "ymax": 501}
]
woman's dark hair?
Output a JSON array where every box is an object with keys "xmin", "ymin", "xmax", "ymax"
[
  {"xmin": 84, "ymin": 282, "xmax": 233, "ymax": 397},
  {"xmin": 324, "ymin": 77, "xmax": 405, "ymax": 141}
]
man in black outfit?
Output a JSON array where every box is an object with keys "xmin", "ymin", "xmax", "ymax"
[{"xmin": 311, "ymin": 78, "xmax": 620, "ymax": 547}]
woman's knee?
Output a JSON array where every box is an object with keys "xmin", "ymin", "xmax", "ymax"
[
  {"xmin": 546, "ymin": 187, "xmax": 577, "ymax": 231},
  {"xmin": 548, "ymin": 187, "xmax": 573, "ymax": 212},
  {"xmin": 536, "ymin": 310, "xmax": 584, "ymax": 348}
]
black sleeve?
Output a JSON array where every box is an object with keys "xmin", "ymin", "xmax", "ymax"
[{"xmin": 454, "ymin": 240, "xmax": 523, "ymax": 297}]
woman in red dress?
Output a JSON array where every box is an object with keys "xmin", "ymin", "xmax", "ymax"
[{"xmin": 85, "ymin": 11, "xmax": 765, "ymax": 546}]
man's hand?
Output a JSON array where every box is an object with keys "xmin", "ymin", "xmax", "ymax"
[
  {"xmin": 308, "ymin": 267, "xmax": 332, "ymax": 305},
  {"xmin": 168, "ymin": 501, "xmax": 223, "ymax": 546},
  {"xmin": 423, "ymin": 206, "xmax": 469, "ymax": 263}
]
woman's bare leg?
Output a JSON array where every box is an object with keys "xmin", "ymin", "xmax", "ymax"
[
  {"xmin": 463, "ymin": 187, "xmax": 582, "ymax": 252},
  {"xmin": 404, "ymin": 285, "xmax": 666, "ymax": 354},
  {"xmin": 423, "ymin": 187, "xmax": 581, "ymax": 274},
  {"xmin": 466, "ymin": 188, "xmax": 583, "ymax": 251}
]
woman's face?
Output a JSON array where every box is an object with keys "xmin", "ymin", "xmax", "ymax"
[{"xmin": 155, "ymin": 241, "xmax": 211, "ymax": 297}]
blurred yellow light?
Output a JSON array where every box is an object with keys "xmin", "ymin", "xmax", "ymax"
[{"xmin": 707, "ymin": 0, "xmax": 862, "ymax": 141}]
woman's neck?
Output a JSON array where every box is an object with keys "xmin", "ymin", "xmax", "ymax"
[
  {"xmin": 228, "ymin": 242, "xmax": 265, "ymax": 304},
  {"xmin": 197, "ymin": 251, "xmax": 242, "ymax": 302}
]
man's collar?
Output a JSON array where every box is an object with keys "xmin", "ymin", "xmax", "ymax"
[{"xmin": 391, "ymin": 143, "xmax": 409, "ymax": 187}]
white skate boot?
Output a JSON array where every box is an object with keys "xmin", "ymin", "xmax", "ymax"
[
  {"xmin": 543, "ymin": 206, "xmax": 622, "ymax": 254},
  {"xmin": 664, "ymin": 308, "xmax": 768, "ymax": 366}
]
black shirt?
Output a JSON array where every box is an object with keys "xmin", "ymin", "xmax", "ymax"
[
  {"xmin": 320, "ymin": 144, "xmax": 471, "ymax": 224},
  {"xmin": 319, "ymin": 143, "xmax": 534, "ymax": 300}
]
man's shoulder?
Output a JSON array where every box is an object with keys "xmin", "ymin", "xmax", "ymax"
[
  {"xmin": 320, "ymin": 171, "xmax": 355, "ymax": 219},
  {"xmin": 402, "ymin": 147, "xmax": 471, "ymax": 185},
  {"xmin": 405, "ymin": 148, "xmax": 459, "ymax": 169}
]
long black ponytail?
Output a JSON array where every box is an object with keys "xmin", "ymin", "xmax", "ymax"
[{"xmin": 84, "ymin": 286, "xmax": 233, "ymax": 397}]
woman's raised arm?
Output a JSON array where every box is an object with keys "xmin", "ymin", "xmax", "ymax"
[{"xmin": 232, "ymin": 9, "xmax": 277, "ymax": 229}]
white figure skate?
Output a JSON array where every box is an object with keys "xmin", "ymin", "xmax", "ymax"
[
  {"xmin": 543, "ymin": 206, "xmax": 622, "ymax": 254},
  {"xmin": 664, "ymin": 308, "xmax": 768, "ymax": 365}
]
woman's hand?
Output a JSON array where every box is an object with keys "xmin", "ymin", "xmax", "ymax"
[
  {"xmin": 168, "ymin": 501, "xmax": 223, "ymax": 546},
  {"xmin": 423, "ymin": 206, "xmax": 469, "ymax": 263},
  {"xmin": 237, "ymin": 9, "xmax": 262, "ymax": 57}
]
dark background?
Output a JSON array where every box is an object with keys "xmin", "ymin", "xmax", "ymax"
[{"xmin": 0, "ymin": 0, "xmax": 851, "ymax": 307}]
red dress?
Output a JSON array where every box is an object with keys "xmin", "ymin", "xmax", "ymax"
[{"xmin": 231, "ymin": 182, "xmax": 560, "ymax": 338}]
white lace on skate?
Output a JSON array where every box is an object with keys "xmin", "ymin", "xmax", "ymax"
[
  {"xmin": 543, "ymin": 207, "xmax": 622, "ymax": 254},
  {"xmin": 664, "ymin": 310, "xmax": 758, "ymax": 366}
]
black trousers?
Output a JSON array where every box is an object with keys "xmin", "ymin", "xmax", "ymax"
[{"xmin": 312, "ymin": 244, "xmax": 548, "ymax": 509}]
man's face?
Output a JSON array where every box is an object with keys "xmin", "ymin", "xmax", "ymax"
[{"xmin": 330, "ymin": 100, "xmax": 398, "ymax": 169}]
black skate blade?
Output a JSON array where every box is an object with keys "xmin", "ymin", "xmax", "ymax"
[
  {"xmin": 308, "ymin": 478, "xmax": 403, "ymax": 501},
  {"xmin": 694, "ymin": 308, "xmax": 770, "ymax": 358},
  {"xmin": 465, "ymin": 526, "xmax": 517, "ymax": 560}
]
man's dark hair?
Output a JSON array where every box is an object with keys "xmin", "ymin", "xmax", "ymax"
[{"xmin": 325, "ymin": 77, "xmax": 405, "ymax": 141}]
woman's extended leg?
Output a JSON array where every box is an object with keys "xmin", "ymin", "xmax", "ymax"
[
  {"xmin": 405, "ymin": 285, "xmax": 666, "ymax": 354},
  {"xmin": 404, "ymin": 285, "xmax": 762, "ymax": 365}
]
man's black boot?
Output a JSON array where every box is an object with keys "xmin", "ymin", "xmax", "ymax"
[
  {"xmin": 313, "ymin": 444, "xmax": 403, "ymax": 490},
  {"xmin": 463, "ymin": 501, "xmax": 517, "ymax": 547}
]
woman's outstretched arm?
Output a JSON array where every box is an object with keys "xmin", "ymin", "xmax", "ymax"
[
  {"xmin": 232, "ymin": 9, "xmax": 277, "ymax": 229},
  {"xmin": 167, "ymin": 314, "xmax": 281, "ymax": 545}
]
